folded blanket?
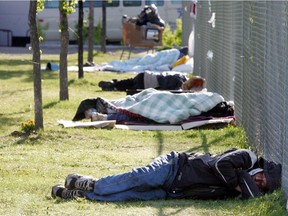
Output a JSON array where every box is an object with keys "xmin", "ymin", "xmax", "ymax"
[{"xmin": 73, "ymin": 89, "xmax": 225, "ymax": 124}]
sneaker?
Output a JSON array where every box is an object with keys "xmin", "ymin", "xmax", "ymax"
[
  {"xmin": 84, "ymin": 108, "xmax": 97, "ymax": 119},
  {"xmin": 91, "ymin": 112, "xmax": 107, "ymax": 121},
  {"xmin": 65, "ymin": 173, "xmax": 95, "ymax": 192},
  {"xmin": 51, "ymin": 184, "xmax": 85, "ymax": 199},
  {"xmin": 98, "ymin": 81, "xmax": 116, "ymax": 91}
]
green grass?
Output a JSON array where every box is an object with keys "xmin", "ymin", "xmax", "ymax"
[{"xmin": 0, "ymin": 50, "xmax": 286, "ymax": 216}]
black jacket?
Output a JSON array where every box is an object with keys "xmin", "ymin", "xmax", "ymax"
[{"xmin": 168, "ymin": 148, "xmax": 262, "ymax": 199}]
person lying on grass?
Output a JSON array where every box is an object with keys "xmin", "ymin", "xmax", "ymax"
[
  {"xmin": 98, "ymin": 72, "xmax": 205, "ymax": 91},
  {"xmin": 72, "ymin": 88, "xmax": 234, "ymax": 124},
  {"xmin": 51, "ymin": 148, "xmax": 281, "ymax": 201}
]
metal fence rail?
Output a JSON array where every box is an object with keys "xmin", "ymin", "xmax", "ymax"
[{"xmin": 193, "ymin": 1, "xmax": 288, "ymax": 198}]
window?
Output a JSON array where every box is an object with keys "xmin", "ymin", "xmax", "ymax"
[
  {"xmin": 123, "ymin": 1, "xmax": 141, "ymax": 7},
  {"xmin": 83, "ymin": 0, "xmax": 120, "ymax": 8},
  {"xmin": 171, "ymin": 0, "xmax": 182, "ymax": 5},
  {"xmin": 44, "ymin": 0, "xmax": 59, "ymax": 8},
  {"xmin": 145, "ymin": 0, "xmax": 164, "ymax": 6}
]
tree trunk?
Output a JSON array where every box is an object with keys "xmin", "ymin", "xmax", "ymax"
[
  {"xmin": 101, "ymin": 0, "xmax": 107, "ymax": 53},
  {"xmin": 59, "ymin": 1, "xmax": 69, "ymax": 100},
  {"xmin": 88, "ymin": 0, "xmax": 94, "ymax": 63},
  {"xmin": 78, "ymin": 0, "xmax": 84, "ymax": 78},
  {"xmin": 28, "ymin": 0, "xmax": 43, "ymax": 131}
]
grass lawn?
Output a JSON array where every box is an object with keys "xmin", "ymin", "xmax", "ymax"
[{"xmin": 0, "ymin": 48, "xmax": 286, "ymax": 215}]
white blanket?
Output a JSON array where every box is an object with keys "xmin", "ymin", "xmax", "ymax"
[{"xmin": 101, "ymin": 49, "xmax": 180, "ymax": 72}]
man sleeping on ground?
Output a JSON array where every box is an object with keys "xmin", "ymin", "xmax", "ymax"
[
  {"xmin": 98, "ymin": 73, "xmax": 205, "ymax": 92},
  {"xmin": 72, "ymin": 88, "xmax": 234, "ymax": 125}
]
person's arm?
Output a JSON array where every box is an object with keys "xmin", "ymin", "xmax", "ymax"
[
  {"xmin": 237, "ymin": 170, "xmax": 262, "ymax": 198},
  {"xmin": 208, "ymin": 149, "xmax": 258, "ymax": 189}
]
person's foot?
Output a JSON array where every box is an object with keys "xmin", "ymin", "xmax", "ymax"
[
  {"xmin": 84, "ymin": 109, "xmax": 107, "ymax": 121},
  {"xmin": 65, "ymin": 173, "xmax": 96, "ymax": 192},
  {"xmin": 51, "ymin": 184, "xmax": 85, "ymax": 199},
  {"xmin": 84, "ymin": 108, "xmax": 97, "ymax": 119},
  {"xmin": 98, "ymin": 81, "xmax": 116, "ymax": 91},
  {"xmin": 84, "ymin": 61, "xmax": 95, "ymax": 67},
  {"xmin": 91, "ymin": 112, "xmax": 107, "ymax": 121}
]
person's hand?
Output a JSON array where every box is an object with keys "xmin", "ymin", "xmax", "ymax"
[{"xmin": 235, "ymin": 185, "xmax": 242, "ymax": 192}]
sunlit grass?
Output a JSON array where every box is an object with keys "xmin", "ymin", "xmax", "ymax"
[{"xmin": 0, "ymin": 51, "xmax": 286, "ymax": 215}]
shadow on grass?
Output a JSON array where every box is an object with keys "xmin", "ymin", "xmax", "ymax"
[
  {"xmin": 0, "ymin": 99, "xmax": 59, "ymax": 130},
  {"xmin": 0, "ymin": 114, "xmax": 24, "ymax": 132},
  {"xmin": 0, "ymin": 59, "xmax": 32, "ymax": 81},
  {"xmin": 0, "ymin": 59, "xmax": 59, "ymax": 81},
  {"xmin": 156, "ymin": 131, "xmax": 164, "ymax": 156},
  {"xmin": 185, "ymin": 129, "xmax": 238, "ymax": 153},
  {"xmin": 49, "ymin": 190, "xmax": 286, "ymax": 215},
  {"xmin": 43, "ymin": 101, "xmax": 60, "ymax": 109},
  {"xmin": 0, "ymin": 129, "xmax": 70, "ymax": 149},
  {"xmin": 0, "ymin": 69, "xmax": 28, "ymax": 80},
  {"xmin": 132, "ymin": 198, "xmax": 242, "ymax": 214},
  {"xmin": 1, "ymin": 86, "xmax": 33, "ymax": 98}
]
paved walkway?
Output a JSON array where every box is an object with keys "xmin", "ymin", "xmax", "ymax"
[{"xmin": 0, "ymin": 43, "xmax": 148, "ymax": 55}]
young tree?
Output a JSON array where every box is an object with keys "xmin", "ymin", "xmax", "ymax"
[
  {"xmin": 28, "ymin": 0, "xmax": 44, "ymax": 131},
  {"xmin": 78, "ymin": 0, "xmax": 84, "ymax": 78},
  {"xmin": 101, "ymin": 0, "xmax": 107, "ymax": 53},
  {"xmin": 59, "ymin": 0, "xmax": 76, "ymax": 101},
  {"xmin": 88, "ymin": 0, "xmax": 94, "ymax": 63}
]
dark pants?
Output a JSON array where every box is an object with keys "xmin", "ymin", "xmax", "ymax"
[{"xmin": 114, "ymin": 72, "xmax": 145, "ymax": 91}]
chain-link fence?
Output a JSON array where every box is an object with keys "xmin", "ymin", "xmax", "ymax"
[{"xmin": 193, "ymin": 1, "xmax": 288, "ymax": 198}]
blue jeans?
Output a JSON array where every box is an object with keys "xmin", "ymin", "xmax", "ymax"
[
  {"xmin": 107, "ymin": 112, "xmax": 135, "ymax": 122},
  {"xmin": 84, "ymin": 151, "xmax": 179, "ymax": 201}
]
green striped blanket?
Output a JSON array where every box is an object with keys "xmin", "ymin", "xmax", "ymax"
[{"xmin": 110, "ymin": 88, "xmax": 224, "ymax": 124}]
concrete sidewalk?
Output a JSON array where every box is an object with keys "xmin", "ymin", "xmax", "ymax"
[{"xmin": 0, "ymin": 43, "xmax": 149, "ymax": 55}]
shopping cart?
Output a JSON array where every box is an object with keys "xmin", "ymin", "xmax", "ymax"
[{"xmin": 121, "ymin": 21, "xmax": 164, "ymax": 59}]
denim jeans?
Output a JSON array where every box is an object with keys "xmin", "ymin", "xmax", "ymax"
[
  {"xmin": 84, "ymin": 151, "xmax": 179, "ymax": 201},
  {"xmin": 107, "ymin": 112, "xmax": 135, "ymax": 122}
]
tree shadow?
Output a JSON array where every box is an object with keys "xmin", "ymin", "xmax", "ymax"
[
  {"xmin": 156, "ymin": 131, "xmax": 164, "ymax": 156},
  {"xmin": 43, "ymin": 101, "xmax": 59, "ymax": 109},
  {"xmin": 0, "ymin": 59, "xmax": 59, "ymax": 82},
  {"xmin": 185, "ymin": 128, "xmax": 237, "ymax": 153},
  {"xmin": 105, "ymin": 198, "xmax": 242, "ymax": 216}
]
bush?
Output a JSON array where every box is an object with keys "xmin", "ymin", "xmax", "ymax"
[
  {"xmin": 74, "ymin": 20, "xmax": 102, "ymax": 45},
  {"xmin": 162, "ymin": 19, "xmax": 182, "ymax": 49}
]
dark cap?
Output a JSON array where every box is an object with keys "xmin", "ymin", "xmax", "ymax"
[{"xmin": 261, "ymin": 159, "xmax": 282, "ymax": 193}]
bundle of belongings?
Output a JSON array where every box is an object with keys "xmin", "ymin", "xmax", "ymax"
[
  {"xmin": 60, "ymin": 89, "xmax": 235, "ymax": 130},
  {"xmin": 123, "ymin": 4, "xmax": 165, "ymax": 28},
  {"xmin": 136, "ymin": 4, "xmax": 165, "ymax": 27}
]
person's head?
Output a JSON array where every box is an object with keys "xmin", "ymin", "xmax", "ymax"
[
  {"xmin": 249, "ymin": 160, "xmax": 282, "ymax": 193},
  {"xmin": 182, "ymin": 76, "xmax": 205, "ymax": 91},
  {"xmin": 250, "ymin": 169, "xmax": 267, "ymax": 191}
]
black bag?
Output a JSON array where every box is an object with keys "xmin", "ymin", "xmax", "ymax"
[{"xmin": 136, "ymin": 4, "xmax": 165, "ymax": 27}]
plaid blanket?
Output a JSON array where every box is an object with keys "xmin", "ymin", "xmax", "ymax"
[{"xmin": 110, "ymin": 88, "xmax": 224, "ymax": 124}]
